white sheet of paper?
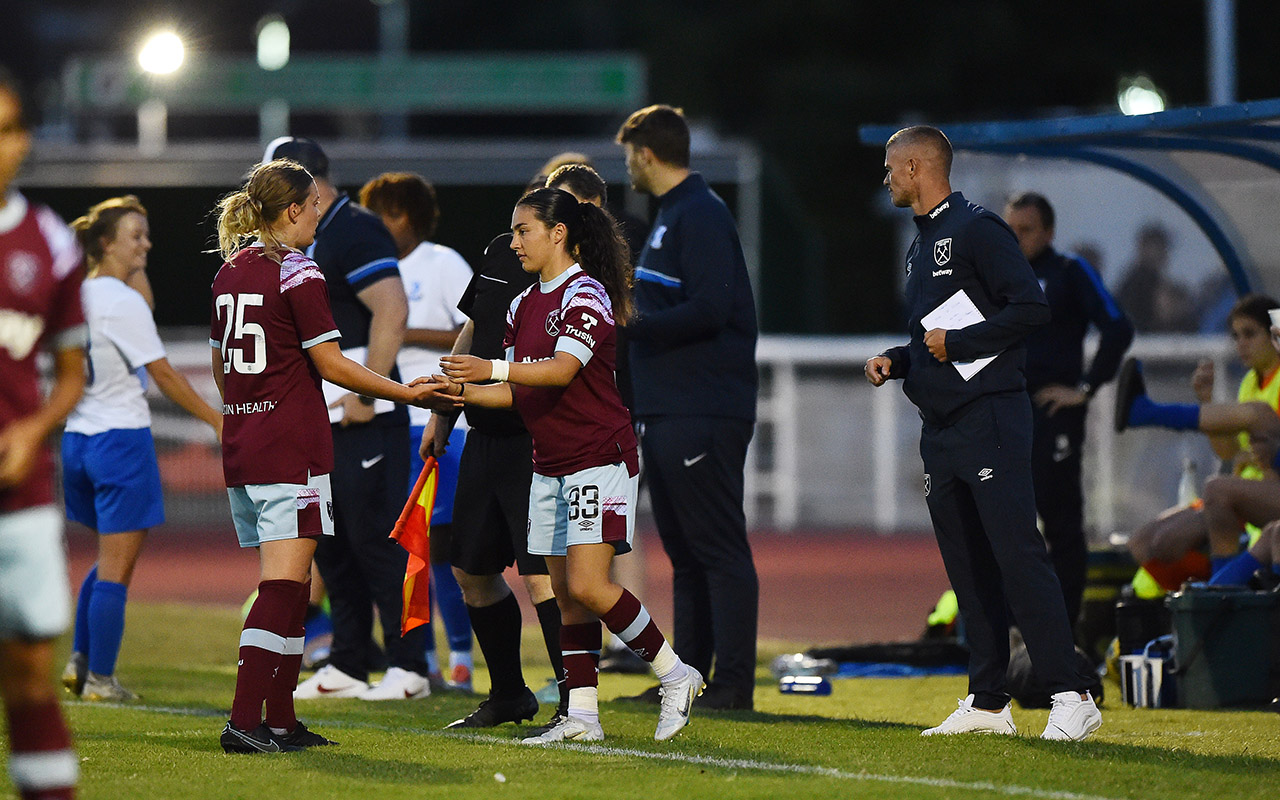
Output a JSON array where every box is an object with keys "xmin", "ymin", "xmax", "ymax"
[{"xmin": 920, "ymin": 290, "xmax": 999, "ymax": 381}]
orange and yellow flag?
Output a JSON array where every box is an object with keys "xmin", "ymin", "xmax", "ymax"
[{"xmin": 390, "ymin": 456, "xmax": 437, "ymax": 636}]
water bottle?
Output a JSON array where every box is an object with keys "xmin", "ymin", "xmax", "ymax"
[
  {"xmin": 779, "ymin": 675, "xmax": 833, "ymax": 695},
  {"xmin": 1177, "ymin": 457, "xmax": 1199, "ymax": 506}
]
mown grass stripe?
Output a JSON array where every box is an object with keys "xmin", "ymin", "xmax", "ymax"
[{"xmin": 81, "ymin": 702, "xmax": 1126, "ymax": 800}]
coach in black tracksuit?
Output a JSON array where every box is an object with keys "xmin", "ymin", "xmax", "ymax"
[
  {"xmin": 867, "ymin": 129, "xmax": 1096, "ymax": 716},
  {"xmin": 618, "ymin": 105, "xmax": 760, "ymax": 710},
  {"xmin": 1006, "ymin": 193, "xmax": 1133, "ymax": 632}
]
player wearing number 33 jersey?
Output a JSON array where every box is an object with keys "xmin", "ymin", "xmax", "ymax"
[
  {"xmin": 210, "ymin": 245, "xmax": 340, "ymax": 487},
  {"xmin": 505, "ymin": 268, "xmax": 638, "ymax": 479}
]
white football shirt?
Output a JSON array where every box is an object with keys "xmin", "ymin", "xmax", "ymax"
[{"xmin": 65, "ymin": 276, "xmax": 166, "ymax": 435}]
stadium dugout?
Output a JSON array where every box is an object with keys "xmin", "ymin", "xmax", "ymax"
[{"xmin": 861, "ymin": 97, "xmax": 1280, "ymax": 298}]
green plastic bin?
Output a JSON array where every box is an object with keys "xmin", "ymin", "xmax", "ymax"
[{"xmin": 1169, "ymin": 586, "xmax": 1279, "ymax": 709}]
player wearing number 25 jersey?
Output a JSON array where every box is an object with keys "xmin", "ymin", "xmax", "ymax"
[{"xmin": 211, "ymin": 246, "xmax": 340, "ymax": 487}]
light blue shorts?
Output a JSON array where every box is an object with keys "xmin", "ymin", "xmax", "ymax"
[
  {"xmin": 0, "ymin": 506, "xmax": 70, "ymax": 639},
  {"xmin": 527, "ymin": 463, "xmax": 637, "ymax": 557},
  {"xmin": 62, "ymin": 428, "xmax": 165, "ymax": 534},
  {"xmin": 229, "ymin": 473, "xmax": 335, "ymax": 548}
]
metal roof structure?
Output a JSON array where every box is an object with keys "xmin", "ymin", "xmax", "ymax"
[{"xmin": 860, "ymin": 99, "xmax": 1280, "ymax": 297}]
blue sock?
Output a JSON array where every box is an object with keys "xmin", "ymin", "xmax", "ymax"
[
  {"xmin": 72, "ymin": 565, "xmax": 98, "ymax": 655},
  {"xmin": 1209, "ymin": 552, "xmax": 1263, "ymax": 586},
  {"xmin": 87, "ymin": 580, "xmax": 129, "ymax": 676},
  {"xmin": 1129, "ymin": 396, "xmax": 1201, "ymax": 430},
  {"xmin": 431, "ymin": 562, "xmax": 473, "ymax": 652}
]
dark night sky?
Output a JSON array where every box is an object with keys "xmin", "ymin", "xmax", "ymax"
[{"xmin": 6, "ymin": 1, "xmax": 1280, "ymax": 332}]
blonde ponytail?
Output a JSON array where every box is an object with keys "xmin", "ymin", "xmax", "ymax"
[{"xmin": 213, "ymin": 158, "xmax": 313, "ymax": 262}]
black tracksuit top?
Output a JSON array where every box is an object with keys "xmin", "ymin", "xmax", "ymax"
[{"xmin": 883, "ymin": 192, "xmax": 1050, "ymax": 426}]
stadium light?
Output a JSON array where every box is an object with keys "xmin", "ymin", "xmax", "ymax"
[
  {"xmin": 257, "ymin": 15, "xmax": 290, "ymax": 71},
  {"xmin": 138, "ymin": 31, "xmax": 185, "ymax": 75},
  {"xmin": 1117, "ymin": 76, "xmax": 1166, "ymax": 116}
]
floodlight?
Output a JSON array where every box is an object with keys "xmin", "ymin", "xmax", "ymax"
[
  {"xmin": 257, "ymin": 16, "xmax": 290, "ymax": 71},
  {"xmin": 1117, "ymin": 76, "xmax": 1166, "ymax": 116},
  {"xmin": 138, "ymin": 31, "xmax": 185, "ymax": 75}
]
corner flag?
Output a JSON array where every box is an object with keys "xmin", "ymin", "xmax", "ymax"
[{"xmin": 391, "ymin": 456, "xmax": 437, "ymax": 636}]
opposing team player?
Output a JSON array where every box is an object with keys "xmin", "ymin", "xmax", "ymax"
[
  {"xmin": 0, "ymin": 68, "xmax": 83, "ymax": 799},
  {"xmin": 61, "ymin": 195, "xmax": 223, "ymax": 702},
  {"xmin": 211, "ymin": 159, "xmax": 450, "ymax": 753},
  {"xmin": 439, "ymin": 188, "xmax": 703, "ymax": 743}
]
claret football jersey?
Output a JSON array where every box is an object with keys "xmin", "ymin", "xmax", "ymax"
[
  {"xmin": 504, "ymin": 264, "xmax": 637, "ymax": 477},
  {"xmin": 0, "ymin": 192, "xmax": 86, "ymax": 512},
  {"xmin": 211, "ymin": 246, "xmax": 340, "ymax": 486}
]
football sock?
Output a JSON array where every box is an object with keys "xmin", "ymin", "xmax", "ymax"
[
  {"xmin": 430, "ymin": 559, "xmax": 473, "ymax": 653},
  {"xmin": 71, "ymin": 565, "xmax": 97, "ymax": 656},
  {"xmin": 599, "ymin": 590, "xmax": 679, "ymax": 678},
  {"xmin": 1127, "ymin": 396, "xmax": 1200, "ymax": 430},
  {"xmin": 466, "ymin": 592, "xmax": 525, "ymax": 697},
  {"xmin": 561, "ymin": 622, "xmax": 601, "ymax": 722},
  {"xmin": 449, "ymin": 650, "xmax": 473, "ymax": 679},
  {"xmin": 86, "ymin": 580, "xmax": 128, "ymax": 676},
  {"xmin": 1143, "ymin": 551, "xmax": 1212, "ymax": 591},
  {"xmin": 231, "ymin": 579, "xmax": 303, "ymax": 732},
  {"xmin": 6, "ymin": 700, "xmax": 76, "ymax": 800},
  {"xmin": 264, "ymin": 581, "xmax": 309, "ymax": 732},
  {"xmin": 1208, "ymin": 551, "xmax": 1263, "ymax": 586},
  {"xmin": 534, "ymin": 598, "xmax": 567, "ymax": 711}
]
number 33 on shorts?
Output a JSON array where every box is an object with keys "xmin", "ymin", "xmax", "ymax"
[{"xmin": 527, "ymin": 463, "xmax": 639, "ymax": 556}]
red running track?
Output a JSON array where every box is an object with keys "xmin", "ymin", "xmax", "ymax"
[{"xmin": 64, "ymin": 524, "xmax": 950, "ymax": 647}]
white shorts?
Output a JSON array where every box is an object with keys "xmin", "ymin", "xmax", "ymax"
[
  {"xmin": 527, "ymin": 463, "xmax": 637, "ymax": 557},
  {"xmin": 0, "ymin": 506, "xmax": 70, "ymax": 640},
  {"xmin": 229, "ymin": 473, "xmax": 335, "ymax": 548}
]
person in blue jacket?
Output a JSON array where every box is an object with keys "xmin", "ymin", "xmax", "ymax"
[
  {"xmin": 1005, "ymin": 192, "xmax": 1134, "ymax": 630},
  {"xmin": 865, "ymin": 126, "xmax": 1101, "ymax": 741}
]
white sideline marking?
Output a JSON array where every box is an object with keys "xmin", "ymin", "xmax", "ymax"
[{"xmin": 87, "ymin": 703, "xmax": 1123, "ymax": 800}]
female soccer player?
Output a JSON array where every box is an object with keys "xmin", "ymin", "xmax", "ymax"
[
  {"xmin": 439, "ymin": 187, "xmax": 703, "ymax": 743},
  {"xmin": 61, "ymin": 196, "xmax": 223, "ymax": 702},
  {"xmin": 211, "ymin": 159, "xmax": 448, "ymax": 753}
]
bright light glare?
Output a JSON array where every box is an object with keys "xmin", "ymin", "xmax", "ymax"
[
  {"xmin": 138, "ymin": 31, "xmax": 185, "ymax": 75},
  {"xmin": 1118, "ymin": 76, "xmax": 1166, "ymax": 116},
  {"xmin": 257, "ymin": 16, "xmax": 290, "ymax": 71}
]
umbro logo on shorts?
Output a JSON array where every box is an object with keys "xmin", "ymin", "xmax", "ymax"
[
  {"xmin": 978, "ymin": 468, "xmax": 994, "ymax": 481},
  {"xmin": 923, "ymin": 474, "xmax": 930, "ymax": 497}
]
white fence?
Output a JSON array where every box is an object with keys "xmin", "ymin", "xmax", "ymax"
[{"xmin": 159, "ymin": 330, "xmax": 1238, "ymax": 540}]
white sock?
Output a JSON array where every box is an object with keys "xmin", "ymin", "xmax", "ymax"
[
  {"xmin": 652, "ymin": 642, "xmax": 687, "ymax": 684},
  {"xmin": 567, "ymin": 686, "xmax": 599, "ymax": 724}
]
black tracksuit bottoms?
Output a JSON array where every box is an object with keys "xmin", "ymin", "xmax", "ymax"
[
  {"xmin": 640, "ymin": 415, "xmax": 758, "ymax": 698},
  {"xmin": 314, "ymin": 422, "xmax": 427, "ymax": 681},
  {"xmin": 1030, "ymin": 402, "xmax": 1089, "ymax": 630},
  {"xmin": 919, "ymin": 392, "xmax": 1091, "ymax": 709}
]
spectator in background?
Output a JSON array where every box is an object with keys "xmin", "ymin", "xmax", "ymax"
[
  {"xmin": 1004, "ymin": 192, "xmax": 1133, "ymax": 631},
  {"xmin": 1118, "ymin": 295, "xmax": 1280, "ymax": 592},
  {"xmin": 616, "ymin": 105, "xmax": 760, "ymax": 711},
  {"xmin": 0, "ymin": 67, "xmax": 84, "ymax": 798},
  {"xmin": 1116, "ymin": 224, "xmax": 1197, "ymax": 332},
  {"xmin": 260, "ymin": 138, "xmax": 428, "ymax": 703},
  {"xmin": 359, "ymin": 172, "xmax": 475, "ymax": 693},
  {"xmin": 61, "ymin": 196, "xmax": 222, "ymax": 703}
]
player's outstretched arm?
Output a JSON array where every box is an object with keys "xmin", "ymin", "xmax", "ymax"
[
  {"xmin": 440, "ymin": 352, "xmax": 581, "ymax": 388},
  {"xmin": 147, "ymin": 357, "xmax": 223, "ymax": 440},
  {"xmin": 308, "ymin": 340, "xmax": 439, "ymax": 407}
]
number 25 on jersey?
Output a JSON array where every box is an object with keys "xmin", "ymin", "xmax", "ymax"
[{"xmin": 216, "ymin": 293, "xmax": 266, "ymax": 375}]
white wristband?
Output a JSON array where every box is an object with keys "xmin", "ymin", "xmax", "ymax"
[{"xmin": 490, "ymin": 359, "xmax": 510, "ymax": 382}]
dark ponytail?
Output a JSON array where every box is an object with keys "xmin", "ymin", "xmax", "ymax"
[{"xmin": 516, "ymin": 188, "xmax": 634, "ymax": 323}]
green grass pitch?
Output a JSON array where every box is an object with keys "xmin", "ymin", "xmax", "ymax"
[{"xmin": 14, "ymin": 602, "xmax": 1279, "ymax": 800}]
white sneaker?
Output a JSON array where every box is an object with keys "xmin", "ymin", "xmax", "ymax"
[
  {"xmin": 1041, "ymin": 691, "xmax": 1102, "ymax": 741},
  {"xmin": 359, "ymin": 667, "xmax": 430, "ymax": 701},
  {"xmin": 293, "ymin": 664, "xmax": 368, "ymax": 700},
  {"xmin": 655, "ymin": 665, "xmax": 704, "ymax": 741},
  {"xmin": 520, "ymin": 714, "xmax": 604, "ymax": 744},
  {"xmin": 921, "ymin": 695, "xmax": 1017, "ymax": 736}
]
